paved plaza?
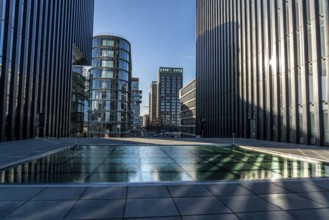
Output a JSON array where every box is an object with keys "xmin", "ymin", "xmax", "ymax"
[{"xmin": 0, "ymin": 138, "xmax": 329, "ymax": 219}]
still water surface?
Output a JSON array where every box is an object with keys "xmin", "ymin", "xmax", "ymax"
[{"xmin": 1, "ymin": 145, "xmax": 329, "ymax": 183}]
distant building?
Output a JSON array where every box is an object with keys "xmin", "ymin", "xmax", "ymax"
[
  {"xmin": 139, "ymin": 116, "xmax": 143, "ymax": 128},
  {"xmin": 131, "ymin": 78, "xmax": 142, "ymax": 132},
  {"xmin": 157, "ymin": 67, "xmax": 183, "ymax": 131},
  {"xmin": 70, "ymin": 66, "xmax": 89, "ymax": 137},
  {"xmin": 142, "ymin": 114, "xmax": 150, "ymax": 129},
  {"xmin": 0, "ymin": 0, "xmax": 94, "ymax": 141},
  {"xmin": 180, "ymin": 79, "xmax": 196, "ymax": 137},
  {"xmin": 149, "ymin": 81, "xmax": 157, "ymax": 126},
  {"xmin": 89, "ymin": 35, "xmax": 132, "ymax": 137}
]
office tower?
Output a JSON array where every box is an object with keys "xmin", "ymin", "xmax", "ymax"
[
  {"xmin": 157, "ymin": 67, "xmax": 183, "ymax": 131},
  {"xmin": 70, "ymin": 66, "xmax": 89, "ymax": 137},
  {"xmin": 180, "ymin": 79, "xmax": 196, "ymax": 137},
  {"xmin": 149, "ymin": 81, "xmax": 157, "ymax": 126},
  {"xmin": 89, "ymin": 35, "xmax": 132, "ymax": 137},
  {"xmin": 0, "ymin": 0, "xmax": 94, "ymax": 141},
  {"xmin": 131, "ymin": 77, "xmax": 142, "ymax": 133},
  {"xmin": 196, "ymin": 0, "xmax": 329, "ymax": 146}
]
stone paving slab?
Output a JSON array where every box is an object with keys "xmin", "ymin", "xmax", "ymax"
[
  {"xmin": 80, "ymin": 186, "xmax": 127, "ymax": 200},
  {"xmin": 32, "ymin": 187, "xmax": 87, "ymax": 201},
  {"xmin": 125, "ymin": 198, "xmax": 179, "ymax": 218},
  {"xmin": 5, "ymin": 200, "xmax": 76, "ymax": 220},
  {"xmin": 205, "ymin": 183, "xmax": 253, "ymax": 196},
  {"xmin": 217, "ymin": 194, "xmax": 281, "ymax": 213},
  {"xmin": 259, "ymin": 193, "xmax": 326, "ymax": 210},
  {"xmin": 238, "ymin": 182, "xmax": 291, "ymax": 194},
  {"xmin": 288, "ymin": 208, "xmax": 329, "ymax": 220},
  {"xmin": 0, "ymin": 201, "xmax": 25, "ymax": 219},
  {"xmin": 182, "ymin": 214, "xmax": 240, "ymax": 220},
  {"xmin": 273, "ymin": 181, "xmax": 328, "ymax": 192},
  {"xmin": 65, "ymin": 199, "xmax": 125, "ymax": 219},
  {"xmin": 127, "ymin": 185, "xmax": 171, "ymax": 198},
  {"xmin": 173, "ymin": 197, "xmax": 232, "ymax": 215},
  {"xmin": 237, "ymin": 211, "xmax": 297, "ymax": 220},
  {"xmin": 167, "ymin": 185, "xmax": 213, "ymax": 197},
  {"xmin": 298, "ymin": 191, "xmax": 329, "ymax": 206}
]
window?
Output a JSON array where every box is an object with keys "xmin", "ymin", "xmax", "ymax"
[
  {"xmin": 324, "ymin": 110, "xmax": 329, "ymax": 144},
  {"xmin": 308, "ymin": 64, "xmax": 314, "ymax": 103},
  {"xmin": 102, "ymin": 60, "xmax": 113, "ymax": 68},
  {"xmin": 322, "ymin": 60, "xmax": 328, "ymax": 102},
  {"xmin": 307, "ymin": 25, "xmax": 312, "ymax": 62},
  {"xmin": 298, "ymin": 68, "xmax": 302, "ymax": 104},
  {"xmin": 320, "ymin": 19, "xmax": 326, "ymax": 58},
  {"xmin": 319, "ymin": 0, "xmax": 325, "ymax": 16},
  {"xmin": 295, "ymin": 0, "xmax": 300, "ymax": 29},
  {"xmin": 285, "ymin": 1, "xmax": 290, "ymax": 35},
  {"xmin": 296, "ymin": 31, "xmax": 301, "ymax": 66},
  {"xmin": 299, "ymin": 113, "xmax": 303, "ymax": 144},
  {"xmin": 287, "ymin": 36, "xmax": 291, "ymax": 69}
]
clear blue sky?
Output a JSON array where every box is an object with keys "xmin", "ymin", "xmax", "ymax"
[{"xmin": 94, "ymin": 0, "xmax": 196, "ymax": 115}]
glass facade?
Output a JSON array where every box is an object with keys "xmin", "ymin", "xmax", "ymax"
[
  {"xmin": 196, "ymin": 0, "xmax": 329, "ymax": 146},
  {"xmin": 70, "ymin": 66, "xmax": 88, "ymax": 137},
  {"xmin": 157, "ymin": 67, "xmax": 183, "ymax": 131},
  {"xmin": 131, "ymin": 77, "xmax": 142, "ymax": 132},
  {"xmin": 180, "ymin": 79, "xmax": 196, "ymax": 137},
  {"xmin": 0, "ymin": 0, "xmax": 94, "ymax": 141},
  {"xmin": 89, "ymin": 35, "xmax": 132, "ymax": 137}
]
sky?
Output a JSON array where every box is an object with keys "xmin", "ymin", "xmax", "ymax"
[{"xmin": 93, "ymin": 0, "xmax": 196, "ymax": 115}]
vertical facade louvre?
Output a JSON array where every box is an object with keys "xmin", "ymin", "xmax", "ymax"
[
  {"xmin": 196, "ymin": 0, "xmax": 329, "ymax": 146},
  {"xmin": 0, "ymin": 0, "xmax": 94, "ymax": 142}
]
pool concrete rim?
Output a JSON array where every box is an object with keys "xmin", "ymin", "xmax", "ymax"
[{"xmin": 0, "ymin": 176, "xmax": 329, "ymax": 187}]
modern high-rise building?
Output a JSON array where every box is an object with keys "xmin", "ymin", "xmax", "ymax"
[
  {"xmin": 131, "ymin": 77, "xmax": 142, "ymax": 133},
  {"xmin": 70, "ymin": 66, "xmax": 89, "ymax": 137},
  {"xmin": 157, "ymin": 67, "xmax": 183, "ymax": 130},
  {"xmin": 149, "ymin": 81, "xmax": 157, "ymax": 126},
  {"xmin": 180, "ymin": 79, "xmax": 196, "ymax": 137},
  {"xmin": 89, "ymin": 35, "xmax": 132, "ymax": 137},
  {"xmin": 196, "ymin": 0, "xmax": 329, "ymax": 146},
  {"xmin": 0, "ymin": 0, "xmax": 94, "ymax": 141}
]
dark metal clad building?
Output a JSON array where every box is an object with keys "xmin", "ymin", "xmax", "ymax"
[
  {"xmin": 196, "ymin": 0, "xmax": 329, "ymax": 146},
  {"xmin": 0, "ymin": 0, "xmax": 94, "ymax": 141}
]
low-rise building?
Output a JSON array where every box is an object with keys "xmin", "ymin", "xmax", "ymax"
[{"xmin": 180, "ymin": 79, "xmax": 196, "ymax": 137}]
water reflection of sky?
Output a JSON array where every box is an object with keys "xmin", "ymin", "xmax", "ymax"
[{"xmin": 1, "ymin": 145, "xmax": 329, "ymax": 183}]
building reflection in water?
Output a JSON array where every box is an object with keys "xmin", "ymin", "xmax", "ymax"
[{"xmin": 0, "ymin": 146, "xmax": 329, "ymax": 183}]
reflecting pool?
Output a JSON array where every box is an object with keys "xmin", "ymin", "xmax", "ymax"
[{"xmin": 1, "ymin": 145, "xmax": 329, "ymax": 183}]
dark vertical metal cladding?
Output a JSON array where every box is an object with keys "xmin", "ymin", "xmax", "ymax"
[
  {"xmin": 0, "ymin": 0, "xmax": 94, "ymax": 142},
  {"xmin": 196, "ymin": 0, "xmax": 329, "ymax": 146}
]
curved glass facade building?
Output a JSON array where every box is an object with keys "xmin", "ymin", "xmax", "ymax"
[{"xmin": 89, "ymin": 35, "xmax": 132, "ymax": 137}]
